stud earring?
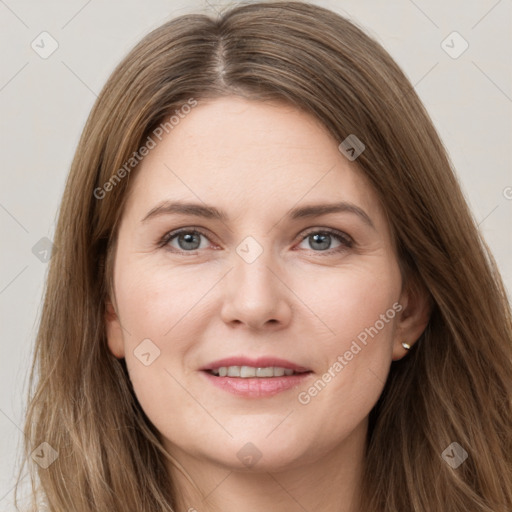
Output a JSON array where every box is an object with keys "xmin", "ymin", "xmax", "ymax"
[{"xmin": 401, "ymin": 342, "xmax": 411, "ymax": 350}]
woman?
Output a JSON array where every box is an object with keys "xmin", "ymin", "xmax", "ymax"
[{"xmin": 16, "ymin": 2, "xmax": 512, "ymax": 511}]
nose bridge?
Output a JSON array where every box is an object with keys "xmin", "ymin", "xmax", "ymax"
[
  {"xmin": 232, "ymin": 233, "xmax": 281, "ymax": 295},
  {"xmin": 220, "ymin": 232, "xmax": 291, "ymax": 328}
]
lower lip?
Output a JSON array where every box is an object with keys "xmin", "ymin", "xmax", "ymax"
[{"xmin": 201, "ymin": 371, "xmax": 313, "ymax": 398}]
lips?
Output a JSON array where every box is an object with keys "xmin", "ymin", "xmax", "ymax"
[
  {"xmin": 199, "ymin": 356, "xmax": 311, "ymax": 373},
  {"xmin": 199, "ymin": 356, "xmax": 313, "ymax": 397}
]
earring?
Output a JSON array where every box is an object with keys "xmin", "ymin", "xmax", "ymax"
[{"xmin": 401, "ymin": 342, "xmax": 411, "ymax": 350}]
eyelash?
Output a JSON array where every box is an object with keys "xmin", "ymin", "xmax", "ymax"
[{"xmin": 158, "ymin": 226, "xmax": 354, "ymax": 256}]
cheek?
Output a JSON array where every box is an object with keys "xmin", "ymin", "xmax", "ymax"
[
  {"xmin": 294, "ymin": 262, "xmax": 400, "ymax": 417},
  {"xmin": 116, "ymin": 265, "xmax": 199, "ymax": 434},
  {"xmin": 114, "ymin": 255, "xmax": 200, "ymax": 340},
  {"xmin": 308, "ymin": 261, "xmax": 401, "ymax": 349}
]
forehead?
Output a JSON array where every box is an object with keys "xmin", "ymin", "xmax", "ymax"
[{"xmin": 123, "ymin": 96, "xmax": 385, "ymax": 227}]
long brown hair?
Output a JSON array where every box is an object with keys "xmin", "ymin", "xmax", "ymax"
[{"xmin": 16, "ymin": 2, "xmax": 512, "ymax": 511}]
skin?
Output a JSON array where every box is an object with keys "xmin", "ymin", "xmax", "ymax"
[{"xmin": 105, "ymin": 96, "xmax": 430, "ymax": 512}]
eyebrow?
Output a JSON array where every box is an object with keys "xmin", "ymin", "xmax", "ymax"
[{"xmin": 141, "ymin": 200, "xmax": 375, "ymax": 229}]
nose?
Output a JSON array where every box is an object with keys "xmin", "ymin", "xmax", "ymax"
[{"xmin": 219, "ymin": 244, "xmax": 293, "ymax": 331}]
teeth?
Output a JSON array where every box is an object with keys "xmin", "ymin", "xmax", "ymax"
[
  {"xmin": 257, "ymin": 367, "xmax": 273, "ymax": 377},
  {"xmin": 210, "ymin": 366, "xmax": 298, "ymax": 378},
  {"xmin": 227, "ymin": 366, "xmax": 239, "ymax": 377},
  {"xmin": 240, "ymin": 366, "xmax": 256, "ymax": 378}
]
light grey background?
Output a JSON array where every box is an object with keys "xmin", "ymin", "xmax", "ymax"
[{"xmin": 1, "ymin": 0, "xmax": 511, "ymax": 508}]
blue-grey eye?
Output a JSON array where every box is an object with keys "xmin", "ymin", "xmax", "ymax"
[
  {"xmin": 166, "ymin": 230, "xmax": 206, "ymax": 251},
  {"xmin": 298, "ymin": 230, "xmax": 351, "ymax": 252}
]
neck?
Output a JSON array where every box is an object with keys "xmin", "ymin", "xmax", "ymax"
[{"xmin": 165, "ymin": 418, "xmax": 368, "ymax": 512}]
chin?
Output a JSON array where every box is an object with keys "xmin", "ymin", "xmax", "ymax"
[{"xmin": 204, "ymin": 434, "xmax": 314, "ymax": 473}]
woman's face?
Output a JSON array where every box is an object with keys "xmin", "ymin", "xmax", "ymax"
[{"xmin": 106, "ymin": 96, "xmax": 421, "ymax": 472}]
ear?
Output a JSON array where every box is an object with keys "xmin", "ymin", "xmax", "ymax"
[
  {"xmin": 105, "ymin": 299, "xmax": 125, "ymax": 359},
  {"xmin": 392, "ymin": 280, "xmax": 432, "ymax": 361}
]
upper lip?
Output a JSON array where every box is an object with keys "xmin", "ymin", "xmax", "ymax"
[{"xmin": 200, "ymin": 357, "xmax": 311, "ymax": 372}]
